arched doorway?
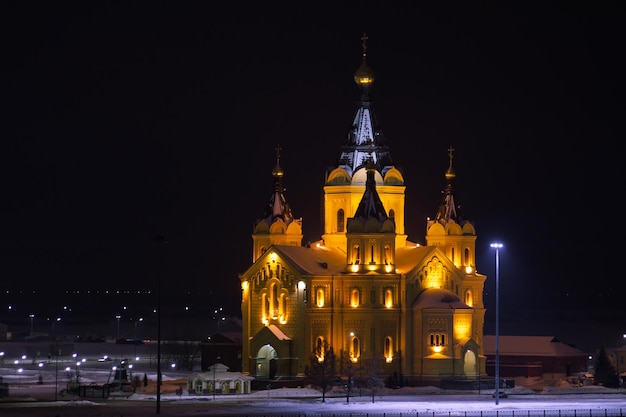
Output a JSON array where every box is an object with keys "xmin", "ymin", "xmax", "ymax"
[
  {"xmin": 463, "ymin": 349, "xmax": 477, "ymax": 376},
  {"xmin": 255, "ymin": 344, "xmax": 277, "ymax": 379}
]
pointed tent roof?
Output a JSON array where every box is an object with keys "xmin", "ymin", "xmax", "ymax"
[
  {"xmin": 335, "ymin": 33, "xmax": 394, "ymax": 178},
  {"xmin": 434, "ymin": 146, "xmax": 470, "ymax": 225},
  {"xmin": 351, "ymin": 160, "xmax": 389, "ymax": 222},
  {"xmin": 255, "ymin": 145, "xmax": 296, "ymax": 227}
]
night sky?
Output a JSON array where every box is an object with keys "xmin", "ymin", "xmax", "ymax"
[{"xmin": 1, "ymin": 2, "xmax": 625, "ymax": 348}]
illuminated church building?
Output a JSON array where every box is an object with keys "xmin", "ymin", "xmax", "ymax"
[{"xmin": 239, "ymin": 39, "xmax": 487, "ymax": 386}]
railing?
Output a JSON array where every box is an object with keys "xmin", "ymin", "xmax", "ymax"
[{"xmin": 238, "ymin": 411, "xmax": 626, "ymax": 417}]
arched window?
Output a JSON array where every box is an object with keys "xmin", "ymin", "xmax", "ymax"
[
  {"xmin": 262, "ymin": 293, "xmax": 268, "ymax": 323},
  {"xmin": 451, "ymin": 247, "xmax": 455, "ymax": 264},
  {"xmin": 270, "ymin": 283, "xmax": 278, "ymax": 318},
  {"xmin": 350, "ymin": 288, "xmax": 360, "ymax": 307},
  {"xmin": 353, "ymin": 245, "xmax": 360, "ymax": 264},
  {"xmin": 384, "ymin": 288, "xmax": 393, "ymax": 308},
  {"xmin": 316, "ymin": 288, "xmax": 325, "ymax": 307},
  {"xmin": 465, "ymin": 289, "xmax": 473, "ymax": 307},
  {"xmin": 429, "ymin": 333, "xmax": 446, "ymax": 346},
  {"xmin": 337, "ymin": 209, "xmax": 345, "ymax": 233},
  {"xmin": 316, "ymin": 337, "xmax": 324, "ymax": 362},
  {"xmin": 279, "ymin": 293, "xmax": 287, "ymax": 321},
  {"xmin": 384, "ymin": 245, "xmax": 390, "ymax": 264},
  {"xmin": 350, "ymin": 337, "xmax": 360, "ymax": 361},
  {"xmin": 464, "ymin": 248, "xmax": 470, "ymax": 265},
  {"xmin": 384, "ymin": 336, "xmax": 393, "ymax": 362}
]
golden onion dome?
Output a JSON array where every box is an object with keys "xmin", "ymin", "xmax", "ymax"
[
  {"xmin": 354, "ymin": 59, "xmax": 375, "ymax": 86},
  {"xmin": 445, "ymin": 146, "xmax": 456, "ymax": 180},
  {"xmin": 272, "ymin": 163, "xmax": 283, "ymax": 177},
  {"xmin": 272, "ymin": 144, "xmax": 284, "ymax": 177},
  {"xmin": 445, "ymin": 166, "xmax": 456, "ymax": 180},
  {"xmin": 354, "ymin": 33, "xmax": 375, "ymax": 86}
]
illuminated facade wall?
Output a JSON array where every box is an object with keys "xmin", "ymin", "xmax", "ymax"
[{"xmin": 239, "ymin": 43, "xmax": 487, "ymax": 385}]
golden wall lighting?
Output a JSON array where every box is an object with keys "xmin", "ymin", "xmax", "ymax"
[
  {"xmin": 384, "ymin": 290, "xmax": 393, "ymax": 308},
  {"xmin": 432, "ymin": 345, "xmax": 443, "ymax": 353},
  {"xmin": 465, "ymin": 266, "xmax": 473, "ymax": 274},
  {"xmin": 350, "ymin": 290, "xmax": 359, "ymax": 307}
]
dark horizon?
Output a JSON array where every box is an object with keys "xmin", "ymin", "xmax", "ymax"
[{"xmin": 1, "ymin": 287, "xmax": 622, "ymax": 353}]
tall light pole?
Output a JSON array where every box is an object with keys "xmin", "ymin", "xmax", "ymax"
[
  {"xmin": 29, "ymin": 314, "xmax": 35, "ymax": 336},
  {"xmin": 51, "ymin": 317, "xmax": 61, "ymax": 338},
  {"xmin": 134, "ymin": 317, "xmax": 143, "ymax": 340},
  {"xmin": 115, "ymin": 315, "xmax": 121, "ymax": 340},
  {"xmin": 490, "ymin": 242, "xmax": 503, "ymax": 405},
  {"xmin": 155, "ymin": 235, "xmax": 167, "ymax": 415},
  {"xmin": 134, "ymin": 317, "xmax": 143, "ymax": 359}
]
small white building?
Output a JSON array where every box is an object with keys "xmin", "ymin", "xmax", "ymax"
[{"xmin": 187, "ymin": 363, "xmax": 254, "ymax": 395}]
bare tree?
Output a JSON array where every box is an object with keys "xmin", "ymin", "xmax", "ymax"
[
  {"xmin": 365, "ymin": 354, "xmax": 385, "ymax": 403},
  {"xmin": 304, "ymin": 340, "xmax": 336, "ymax": 402},
  {"xmin": 339, "ymin": 351, "xmax": 356, "ymax": 402}
]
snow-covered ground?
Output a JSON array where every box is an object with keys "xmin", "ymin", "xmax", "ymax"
[{"xmin": 2, "ymin": 365, "xmax": 626, "ymax": 416}]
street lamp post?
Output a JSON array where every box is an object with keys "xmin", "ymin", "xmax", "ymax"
[
  {"xmin": 134, "ymin": 317, "xmax": 144, "ymax": 341},
  {"xmin": 29, "ymin": 314, "xmax": 35, "ymax": 336},
  {"xmin": 51, "ymin": 317, "xmax": 61, "ymax": 338},
  {"xmin": 490, "ymin": 242, "xmax": 503, "ymax": 405},
  {"xmin": 116, "ymin": 315, "xmax": 121, "ymax": 341},
  {"xmin": 155, "ymin": 235, "xmax": 167, "ymax": 415},
  {"xmin": 134, "ymin": 317, "xmax": 143, "ymax": 358}
]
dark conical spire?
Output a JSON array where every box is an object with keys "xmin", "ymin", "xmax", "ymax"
[
  {"xmin": 435, "ymin": 146, "xmax": 465, "ymax": 224},
  {"xmin": 257, "ymin": 145, "xmax": 295, "ymax": 225},
  {"xmin": 352, "ymin": 159, "xmax": 388, "ymax": 222}
]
